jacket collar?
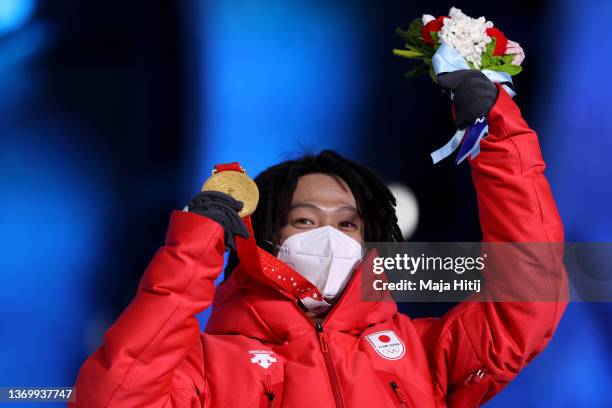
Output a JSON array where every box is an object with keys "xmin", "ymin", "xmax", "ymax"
[{"xmin": 205, "ymin": 248, "xmax": 397, "ymax": 343}]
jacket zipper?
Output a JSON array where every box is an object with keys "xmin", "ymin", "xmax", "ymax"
[
  {"xmin": 289, "ymin": 260, "xmax": 365, "ymax": 408},
  {"xmin": 316, "ymin": 321, "xmax": 345, "ymax": 408},
  {"xmin": 390, "ymin": 381, "xmax": 408, "ymax": 407},
  {"xmin": 264, "ymin": 375, "xmax": 275, "ymax": 408}
]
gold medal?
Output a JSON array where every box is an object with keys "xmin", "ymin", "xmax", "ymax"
[{"xmin": 201, "ymin": 167, "xmax": 259, "ymax": 217}]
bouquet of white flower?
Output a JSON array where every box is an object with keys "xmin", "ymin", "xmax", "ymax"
[{"xmin": 394, "ymin": 7, "xmax": 524, "ymax": 80}]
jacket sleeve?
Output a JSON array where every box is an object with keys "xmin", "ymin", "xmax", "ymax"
[
  {"xmin": 413, "ymin": 86, "xmax": 569, "ymax": 407},
  {"xmin": 70, "ymin": 210, "xmax": 225, "ymax": 407}
]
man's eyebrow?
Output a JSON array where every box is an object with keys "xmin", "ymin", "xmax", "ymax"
[{"xmin": 290, "ymin": 202, "xmax": 359, "ymax": 213}]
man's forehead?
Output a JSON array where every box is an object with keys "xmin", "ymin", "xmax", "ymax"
[
  {"xmin": 292, "ymin": 173, "xmax": 356, "ymax": 204},
  {"xmin": 290, "ymin": 202, "xmax": 359, "ymax": 213}
]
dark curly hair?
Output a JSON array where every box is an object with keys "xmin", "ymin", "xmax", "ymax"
[{"xmin": 252, "ymin": 149, "xmax": 402, "ymax": 246}]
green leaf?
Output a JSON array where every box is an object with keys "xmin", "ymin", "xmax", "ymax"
[
  {"xmin": 484, "ymin": 39, "xmax": 496, "ymax": 57},
  {"xmin": 485, "ymin": 64, "xmax": 523, "ymax": 76},
  {"xmin": 403, "ymin": 64, "xmax": 429, "ymax": 78},
  {"xmin": 395, "ymin": 27, "xmax": 410, "ymax": 40},
  {"xmin": 480, "ymin": 38, "xmax": 496, "ymax": 67},
  {"xmin": 396, "ymin": 18, "xmax": 423, "ymax": 47},
  {"xmin": 428, "ymin": 68, "xmax": 437, "ymax": 82},
  {"xmin": 393, "ymin": 49, "xmax": 426, "ymax": 58},
  {"xmin": 407, "ymin": 18, "xmax": 423, "ymax": 34},
  {"xmin": 416, "ymin": 45, "xmax": 434, "ymax": 58},
  {"xmin": 401, "ymin": 43, "xmax": 425, "ymax": 52},
  {"xmin": 430, "ymin": 31, "xmax": 440, "ymax": 45}
]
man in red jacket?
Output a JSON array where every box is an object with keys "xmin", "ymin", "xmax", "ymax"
[{"xmin": 71, "ymin": 70, "xmax": 567, "ymax": 407}]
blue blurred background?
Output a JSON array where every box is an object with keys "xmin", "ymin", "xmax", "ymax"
[{"xmin": 0, "ymin": 0, "xmax": 610, "ymax": 406}]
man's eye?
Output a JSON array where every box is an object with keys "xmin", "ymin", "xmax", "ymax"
[{"xmin": 295, "ymin": 218, "xmax": 314, "ymax": 225}]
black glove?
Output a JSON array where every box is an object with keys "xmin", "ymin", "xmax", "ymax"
[
  {"xmin": 436, "ymin": 69, "xmax": 498, "ymax": 129},
  {"xmin": 187, "ymin": 191, "xmax": 250, "ymax": 251}
]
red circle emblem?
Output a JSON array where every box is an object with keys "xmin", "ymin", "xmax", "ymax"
[{"xmin": 378, "ymin": 334, "xmax": 391, "ymax": 343}]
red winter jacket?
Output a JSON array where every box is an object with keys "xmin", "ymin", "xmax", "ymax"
[{"xmin": 71, "ymin": 87, "xmax": 568, "ymax": 407}]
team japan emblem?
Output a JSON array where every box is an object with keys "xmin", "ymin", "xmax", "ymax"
[
  {"xmin": 249, "ymin": 350, "xmax": 277, "ymax": 369},
  {"xmin": 366, "ymin": 330, "xmax": 405, "ymax": 360}
]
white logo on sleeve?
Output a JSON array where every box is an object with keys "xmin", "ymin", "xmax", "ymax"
[
  {"xmin": 249, "ymin": 350, "xmax": 277, "ymax": 369},
  {"xmin": 366, "ymin": 330, "xmax": 406, "ymax": 360}
]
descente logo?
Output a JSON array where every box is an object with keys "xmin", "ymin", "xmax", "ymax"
[{"xmin": 249, "ymin": 350, "xmax": 277, "ymax": 369}]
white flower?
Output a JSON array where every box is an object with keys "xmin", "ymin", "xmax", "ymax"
[
  {"xmin": 438, "ymin": 7, "xmax": 492, "ymax": 69},
  {"xmin": 422, "ymin": 14, "xmax": 435, "ymax": 25}
]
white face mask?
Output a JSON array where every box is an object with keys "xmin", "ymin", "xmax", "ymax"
[{"xmin": 277, "ymin": 226, "xmax": 363, "ymax": 311}]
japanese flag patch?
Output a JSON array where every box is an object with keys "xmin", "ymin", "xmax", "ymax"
[{"xmin": 366, "ymin": 330, "xmax": 405, "ymax": 360}]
